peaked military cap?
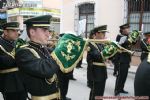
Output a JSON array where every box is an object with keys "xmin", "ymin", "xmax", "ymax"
[
  {"xmin": 98, "ymin": 25, "xmax": 108, "ymax": 32},
  {"xmin": 2, "ymin": 22, "xmax": 20, "ymax": 30},
  {"xmin": 120, "ymin": 23, "xmax": 130, "ymax": 29},
  {"xmin": 89, "ymin": 25, "xmax": 108, "ymax": 37},
  {"xmin": 92, "ymin": 25, "xmax": 108, "ymax": 34},
  {"xmin": 143, "ymin": 32, "xmax": 150, "ymax": 35},
  {"xmin": 24, "ymin": 15, "xmax": 52, "ymax": 28}
]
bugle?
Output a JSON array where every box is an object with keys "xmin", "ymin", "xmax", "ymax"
[{"xmin": 48, "ymin": 38, "xmax": 134, "ymax": 54}]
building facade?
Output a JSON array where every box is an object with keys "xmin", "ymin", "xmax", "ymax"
[
  {"xmin": 61, "ymin": 0, "xmax": 124, "ymax": 40},
  {"xmin": 61, "ymin": 0, "xmax": 150, "ymax": 40},
  {"xmin": 6, "ymin": 0, "xmax": 61, "ymax": 33}
]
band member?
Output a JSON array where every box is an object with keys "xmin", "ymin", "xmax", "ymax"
[
  {"xmin": 114, "ymin": 23, "xmax": 139, "ymax": 96},
  {"xmin": 140, "ymin": 32, "xmax": 150, "ymax": 61},
  {"xmin": 87, "ymin": 25, "xmax": 118, "ymax": 99},
  {"xmin": 134, "ymin": 32, "xmax": 150, "ymax": 96},
  {"xmin": 0, "ymin": 22, "xmax": 27, "ymax": 100},
  {"xmin": 15, "ymin": 15, "xmax": 60, "ymax": 100},
  {"xmin": 111, "ymin": 53, "xmax": 120, "ymax": 76},
  {"xmin": 87, "ymin": 29, "xmax": 95, "ymax": 88},
  {"xmin": 134, "ymin": 51, "xmax": 150, "ymax": 96}
]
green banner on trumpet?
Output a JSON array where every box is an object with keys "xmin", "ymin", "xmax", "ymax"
[
  {"xmin": 51, "ymin": 34, "xmax": 87, "ymax": 73},
  {"xmin": 101, "ymin": 42, "xmax": 119, "ymax": 60}
]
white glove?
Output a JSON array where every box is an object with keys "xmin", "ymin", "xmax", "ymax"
[{"xmin": 118, "ymin": 36, "xmax": 127, "ymax": 45}]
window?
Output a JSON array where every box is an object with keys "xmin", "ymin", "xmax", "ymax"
[
  {"xmin": 126, "ymin": 0, "xmax": 150, "ymax": 32},
  {"xmin": 125, "ymin": 0, "xmax": 150, "ymax": 51},
  {"xmin": 78, "ymin": 3, "xmax": 94, "ymax": 38}
]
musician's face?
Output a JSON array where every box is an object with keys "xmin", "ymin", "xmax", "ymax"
[
  {"xmin": 3, "ymin": 29, "xmax": 19, "ymax": 41},
  {"xmin": 122, "ymin": 28, "xmax": 130, "ymax": 35},
  {"xmin": 95, "ymin": 32, "xmax": 106, "ymax": 39},
  {"xmin": 30, "ymin": 27, "xmax": 50, "ymax": 45}
]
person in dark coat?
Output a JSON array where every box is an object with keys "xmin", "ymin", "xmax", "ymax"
[
  {"xmin": 0, "ymin": 22, "xmax": 27, "ymax": 100},
  {"xmin": 134, "ymin": 55, "xmax": 150, "ymax": 97},
  {"xmin": 140, "ymin": 32, "xmax": 150, "ymax": 61},
  {"xmin": 111, "ymin": 53, "xmax": 120, "ymax": 76},
  {"xmin": 15, "ymin": 15, "xmax": 61, "ymax": 100},
  {"xmin": 114, "ymin": 23, "xmax": 139, "ymax": 96},
  {"xmin": 87, "ymin": 25, "xmax": 119, "ymax": 100},
  {"xmin": 86, "ymin": 29, "xmax": 95, "ymax": 88}
]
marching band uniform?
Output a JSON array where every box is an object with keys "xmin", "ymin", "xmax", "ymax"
[
  {"xmin": 140, "ymin": 32, "xmax": 150, "ymax": 61},
  {"xmin": 15, "ymin": 15, "xmax": 60, "ymax": 100},
  {"xmin": 87, "ymin": 25, "xmax": 118, "ymax": 99},
  {"xmin": 0, "ymin": 22, "xmax": 27, "ymax": 100},
  {"xmin": 134, "ymin": 32, "xmax": 150, "ymax": 96},
  {"xmin": 114, "ymin": 24, "xmax": 139, "ymax": 95}
]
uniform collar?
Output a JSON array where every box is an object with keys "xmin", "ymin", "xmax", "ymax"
[
  {"xmin": 0, "ymin": 36, "xmax": 15, "ymax": 46},
  {"xmin": 29, "ymin": 41, "xmax": 45, "ymax": 48}
]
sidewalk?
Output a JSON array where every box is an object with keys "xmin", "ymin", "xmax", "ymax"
[{"xmin": 82, "ymin": 59, "xmax": 138, "ymax": 74}]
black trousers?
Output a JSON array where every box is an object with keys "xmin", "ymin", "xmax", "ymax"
[
  {"xmin": 2, "ymin": 91, "xmax": 27, "ymax": 100},
  {"xmin": 76, "ymin": 58, "xmax": 83, "ymax": 68},
  {"xmin": 113, "ymin": 62, "xmax": 119, "ymax": 75},
  {"xmin": 89, "ymin": 81, "xmax": 106, "ymax": 100},
  {"xmin": 115, "ymin": 63, "xmax": 129, "ymax": 94},
  {"xmin": 58, "ymin": 73, "xmax": 70, "ymax": 100}
]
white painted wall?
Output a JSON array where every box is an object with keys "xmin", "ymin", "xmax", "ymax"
[
  {"xmin": 61, "ymin": 0, "xmax": 95, "ymax": 33},
  {"xmin": 61, "ymin": 0, "xmax": 125, "ymax": 40},
  {"xmin": 43, "ymin": 0, "xmax": 61, "ymax": 9},
  {"xmin": 95, "ymin": 0, "xmax": 124, "ymax": 40},
  {"xmin": 60, "ymin": 0, "xmax": 75, "ymax": 33}
]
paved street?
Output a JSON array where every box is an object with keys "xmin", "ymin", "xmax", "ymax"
[
  {"xmin": 0, "ymin": 63, "xmax": 135, "ymax": 100},
  {"xmin": 67, "ymin": 63, "xmax": 135, "ymax": 100}
]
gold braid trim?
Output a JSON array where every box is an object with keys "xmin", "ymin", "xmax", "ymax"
[
  {"xmin": 20, "ymin": 45, "xmax": 40, "ymax": 59},
  {"xmin": 45, "ymin": 74, "xmax": 57, "ymax": 85},
  {"xmin": 0, "ymin": 67, "xmax": 19, "ymax": 74},
  {"xmin": 32, "ymin": 91, "xmax": 60, "ymax": 100},
  {"xmin": 0, "ymin": 45, "xmax": 15, "ymax": 59},
  {"xmin": 24, "ymin": 47, "xmax": 41, "ymax": 58},
  {"xmin": 51, "ymin": 41, "xmax": 88, "ymax": 73},
  {"xmin": 90, "ymin": 42, "xmax": 106, "ymax": 61},
  {"xmin": 90, "ymin": 42, "xmax": 99, "ymax": 50},
  {"xmin": 92, "ymin": 62, "xmax": 106, "ymax": 66}
]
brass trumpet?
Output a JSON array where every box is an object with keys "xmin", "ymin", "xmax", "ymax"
[{"xmin": 48, "ymin": 38, "xmax": 134, "ymax": 54}]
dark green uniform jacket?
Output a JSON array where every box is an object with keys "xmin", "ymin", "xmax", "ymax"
[
  {"xmin": 87, "ymin": 43, "xmax": 107, "ymax": 82},
  {"xmin": 116, "ymin": 34, "xmax": 132, "ymax": 64},
  {"xmin": 0, "ymin": 36, "xmax": 25, "ymax": 92},
  {"xmin": 15, "ymin": 41, "xmax": 60, "ymax": 96},
  {"xmin": 134, "ymin": 58, "xmax": 150, "ymax": 96},
  {"xmin": 140, "ymin": 39, "xmax": 149, "ymax": 61}
]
